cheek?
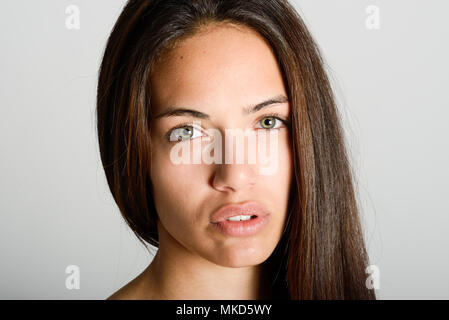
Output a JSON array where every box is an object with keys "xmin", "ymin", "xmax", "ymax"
[
  {"xmin": 150, "ymin": 149, "xmax": 207, "ymax": 223},
  {"xmin": 279, "ymin": 134, "xmax": 293, "ymax": 185},
  {"xmin": 258, "ymin": 132, "xmax": 292, "ymax": 239},
  {"xmin": 260, "ymin": 131, "xmax": 292, "ymax": 190}
]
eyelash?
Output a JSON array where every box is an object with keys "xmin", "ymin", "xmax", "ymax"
[{"xmin": 164, "ymin": 112, "xmax": 291, "ymax": 143}]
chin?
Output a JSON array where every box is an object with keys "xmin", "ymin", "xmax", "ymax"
[{"xmin": 210, "ymin": 241, "xmax": 275, "ymax": 268}]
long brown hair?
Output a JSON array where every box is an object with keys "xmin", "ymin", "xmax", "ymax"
[{"xmin": 97, "ymin": 0, "xmax": 375, "ymax": 299}]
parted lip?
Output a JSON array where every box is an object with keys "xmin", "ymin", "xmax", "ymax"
[{"xmin": 210, "ymin": 201, "xmax": 270, "ymax": 223}]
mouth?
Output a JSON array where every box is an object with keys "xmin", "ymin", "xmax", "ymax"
[
  {"xmin": 209, "ymin": 201, "xmax": 270, "ymax": 237},
  {"xmin": 210, "ymin": 201, "xmax": 269, "ymax": 223}
]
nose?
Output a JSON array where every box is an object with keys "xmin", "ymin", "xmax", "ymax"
[
  {"xmin": 211, "ymin": 130, "xmax": 257, "ymax": 193},
  {"xmin": 212, "ymin": 162, "xmax": 256, "ymax": 193}
]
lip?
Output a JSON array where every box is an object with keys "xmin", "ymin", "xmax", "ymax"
[{"xmin": 210, "ymin": 201, "xmax": 270, "ymax": 237}]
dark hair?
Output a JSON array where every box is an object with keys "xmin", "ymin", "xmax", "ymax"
[{"xmin": 97, "ymin": 0, "xmax": 376, "ymax": 299}]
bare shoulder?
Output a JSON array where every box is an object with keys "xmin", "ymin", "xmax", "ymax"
[
  {"xmin": 107, "ymin": 278, "xmax": 141, "ymax": 300},
  {"xmin": 106, "ymin": 267, "xmax": 151, "ymax": 300}
]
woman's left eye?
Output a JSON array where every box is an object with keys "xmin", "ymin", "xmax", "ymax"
[{"xmin": 255, "ymin": 116, "xmax": 285, "ymax": 130}]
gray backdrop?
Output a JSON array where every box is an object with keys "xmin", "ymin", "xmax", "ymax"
[{"xmin": 1, "ymin": 0, "xmax": 448, "ymax": 299}]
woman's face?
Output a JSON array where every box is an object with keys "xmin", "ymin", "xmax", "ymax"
[{"xmin": 149, "ymin": 23, "xmax": 293, "ymax": 268}]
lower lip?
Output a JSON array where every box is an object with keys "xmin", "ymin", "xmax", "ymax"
[{"xmin": 211, "ymin": 214, "xmax": 270, "ymax": 237}]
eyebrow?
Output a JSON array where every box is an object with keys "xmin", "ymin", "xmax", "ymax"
[{"xmin": 153, "ymin": 94, "xmax": 289, "ymax": 120}]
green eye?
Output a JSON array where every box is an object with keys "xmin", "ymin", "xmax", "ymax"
[
  {"xmin": 258, "ymin": 116, "xmax": 282, "ymax": 129},
  {"xmin": 168, "ymin": 125, "xmax": 201, "ymax": 142}
]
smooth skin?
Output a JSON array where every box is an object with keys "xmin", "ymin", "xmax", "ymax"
[{"xmin": 109, "ymin": 22, "xmax": 293, "ymax": 300}]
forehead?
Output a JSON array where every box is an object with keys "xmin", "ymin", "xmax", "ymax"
[{"xmin": 150, "ymin": 23, "xmax": 287, "ymax": 115}]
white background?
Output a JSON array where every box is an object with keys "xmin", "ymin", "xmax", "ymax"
[{"xmin": 0, "ymin": 0, "xmax": 448, "ymax": 299}]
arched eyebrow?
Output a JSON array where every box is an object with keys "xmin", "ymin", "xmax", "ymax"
[{"xmin": 153, "ymin": 94, "xmax": 289, "ymax": 120}]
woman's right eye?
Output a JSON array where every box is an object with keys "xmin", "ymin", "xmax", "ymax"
[{"xmin": 167, "ymin": 125, "xmax": 203, "ymax": 142}]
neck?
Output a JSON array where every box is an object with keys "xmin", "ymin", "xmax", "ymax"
[{"xmin": 142, "ymin": 226, "xmax": 272, "ymax": 300}]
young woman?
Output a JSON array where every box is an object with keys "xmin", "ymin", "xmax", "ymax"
[{"xmin": 97, "ymin": 0, "xmax": 376, "ymax": 300}]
